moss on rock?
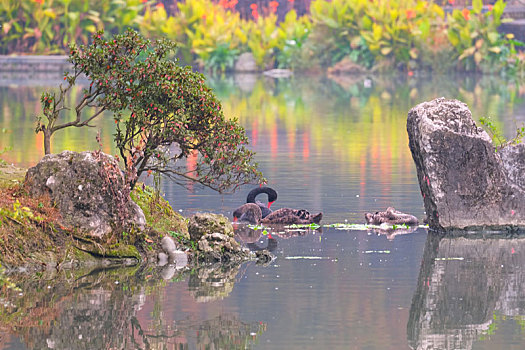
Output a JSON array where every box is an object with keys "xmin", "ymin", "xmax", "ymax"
[{"xmin": 131, "ymin": 184, "xmax": 188, "ymax": 239}]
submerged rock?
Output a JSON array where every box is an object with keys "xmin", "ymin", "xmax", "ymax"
[
  {"xmin": 407, "ymin": 97, "xmax": 525, "ymax": 231},
  {"xmin": 24, "ymin": 150, "xmax": 146, "ymax": 239}
]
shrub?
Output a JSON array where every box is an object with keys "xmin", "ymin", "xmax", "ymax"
[{"xmin": 36, "ymin": 29, "xmax": 265, "ymax": 192}]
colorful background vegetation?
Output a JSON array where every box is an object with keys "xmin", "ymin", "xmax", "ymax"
[{"xmin": 1, "ymin": 0, "xmax": 524, "ymax": 74}]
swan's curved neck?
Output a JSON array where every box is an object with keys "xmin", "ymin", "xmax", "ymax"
[{"xmin": 246, "ymin": 186, "xmax": 278, "ymax": 204}]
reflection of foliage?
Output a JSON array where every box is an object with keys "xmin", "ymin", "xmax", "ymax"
[
  {"xmin": 0, "ymin": 263, "xmax": 19, "ymax": 291},
  {"xmin": 0, "ymin": 262, "xmax": 265, "ymax": 349},
  {"xmin": 0, "ymin": 128, "xmax": 10, "ymax": 165},
  {"xmin": 3, "ymin": 75, "xmax": 525, "ymax": 169}
]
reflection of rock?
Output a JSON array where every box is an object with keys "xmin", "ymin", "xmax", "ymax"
[
  {"xmin": 2, "ymin": 266, "xmax": 151, "ymax": 350},
  {"xmin": 25, "ymin": 151, "xmax": 146, "ymax": 239},
  {"xmin": 1, "ymin": 264, "xmax": 266, "ymax": 349},
  {"xmin": 193, "ymin": 315, "xmax": 266, "ymax": 348},
  {"xmin": 263, "ymin": 69, "xmax": 292, "ymax": 78},
  {"xmin": 188, "ymin": 263, "xmax": 241, "ymax": 302},
  {"xmin": 234, "ymin": 225, "xmax": 262, "ymax": 244},
  {"xmin": 408, "ymin": 234, "xmax": 525, "ymax": 350},
  {"xmin": 367, "ymin": 225, "xmax": 418, "ymax": 240},
  {"xmin": 407, "ymin": 98, "xmax": 525, "ymax": 231},
  {"xmin": 234, "ymin": 73, "xmax": 257, "ymax": 93},
  {"xmin": 139, "ymin": 314, "xmax": 266, "ymax": 349}
]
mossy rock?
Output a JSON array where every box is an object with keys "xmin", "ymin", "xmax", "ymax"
[
  {"xmin": 188, "ymin": 213, "xmax": 233, "ymax": 241},
  {"xmin": 75, "ymin": 239, "xmax": 141, "ymax": 260},
  {"xmin": 131, "ymin": 184, "xmax": 189, "ymax": 239}
]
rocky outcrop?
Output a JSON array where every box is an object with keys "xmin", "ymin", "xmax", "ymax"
[
  {"xmin": 188, "ymin": 213, "xmax": 233, "ymax": 241},
  {"xmin": 24, "ymin": 150, "xmax": 145, "ymax": 239},
  {"xmin": 407, "ymin": 98, "xmax": 525, "ymax": 231}
]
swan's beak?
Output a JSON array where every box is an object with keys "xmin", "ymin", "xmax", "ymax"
[
  {"xmin": 268, "ymin": 201, "xmax": 274, "ymax": 208},
  {"xmin": 233, "ymin": 217, "xmax": 238, "ymax": 222}
]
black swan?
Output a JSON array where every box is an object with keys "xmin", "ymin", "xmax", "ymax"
[
  {"xmin": 364, "ymin": 207, "xmax": 418, "ymax": 226},
  {"xmin": 233, "ymin": 203, "xmax": 262, "ymax": 224},
  {"xmin": 246, "ymin": 186, "xmax": 278, "ymax": 218},
  {"xmin": 261, "ymin": 208, "xmax": 323, "ymax": 225},
  {"xmin": 233, "ymin": 204, "xmax": 323, "ymax": 225}
]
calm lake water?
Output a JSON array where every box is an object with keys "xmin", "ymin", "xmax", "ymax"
[{"xmin": 1, "ymin": 72, "xmax": 525, "ymax": 349}]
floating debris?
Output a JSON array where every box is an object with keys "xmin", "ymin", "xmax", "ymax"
[
  {"xmin": 364, "ymin": 250, "xmax": 391, "ymax": 254},
  {"xmin": 435, "ymin": 257, "xmax": 464, "ymax": 261},
  {"xmin": 285, "ymin": 223, "xmax": 321, "ymax": 230},
  {"xmin": 324, "ymin": 222, "xmax": 429, "ymax": 230},
  {"xmin": 285, "ymin": 256, "xmax": 331, "ymax": 260}
]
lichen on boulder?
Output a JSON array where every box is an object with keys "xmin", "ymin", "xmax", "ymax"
[
  {"xmin": 407, "ymin": 97, "xmax": 525, "ymax": 231},
  {"xmin": 24, "ymin": 150, "xmax": 146, "ymax": 239},
  {"xmin": 188, "ymin": 213, "xmax": 233, "ymax": 241},
  {"xmin": 197, "ymin": 232, "xmax": 245, "ymax": 263}
]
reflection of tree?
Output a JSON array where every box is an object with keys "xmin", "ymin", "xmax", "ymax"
[
  {"xmin": 0, "ymin": 262, "xmax": 265, "ymax": 349},
  {"xmin": 130, "ymin": 314, "xmax": 266, "ymax": 350},
  {"xmin": 408, "ymin": 234, "xmax": 525, "ymax": 350},
  {"xmin": 188, "ymin": 263, "xmax": 242, "ymax": 303},
  {"xmin": 2, "ymin": 74, "xmax": 524, "ymax": 170}
]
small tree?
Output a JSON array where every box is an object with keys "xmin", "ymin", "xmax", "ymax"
[{"xmin": 36, "ymin": 29, "xmax": 264, "ymax": 192}]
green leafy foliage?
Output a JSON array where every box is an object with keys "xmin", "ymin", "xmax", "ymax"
[
  {"xmin": 1, "ymin": 0, "xmax": 525, "ymax": 74},
  {"xmin": 446, "ymin": 0, "xmax": 516, "ymax": 72},
  {"xmin": 38, "ymin": 29, "xmax": 265, "ymax": 192},
  {"xmin": 479, "ymin": 116, "xmax": 525, "ymax": 150}
]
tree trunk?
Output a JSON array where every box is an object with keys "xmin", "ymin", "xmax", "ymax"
[{"xmin": 43, "ymin": 128, "xmax": 52, "ymax": 155}]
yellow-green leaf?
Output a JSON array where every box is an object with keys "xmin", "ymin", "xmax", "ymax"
[
  {"xmin": 373, "ymin": 23, "xmax": 382, "ymax": 41},
  {"xmin": 409, "ymin": 48, "xmax": 418, "ymax": 59},
  {"xmin": 380, "ymin": 47, "xmax": 392, "ymax": 56},
  {"xmin": 43, "ymin": 9, "xmax": 56, "ymax": 19},
  {"xmin": 458, "ymin": 46, "xmax": 476, "ymax": 60},
  {"xmin": 472, "ymin": 0, "xmax": 482, "ymax": 14},
  {"xmin": 487, "ymin": 32, "xmax": 499, "ymax": 44},
  {"xmin": 474, "ymin": 51, "xmax": 482, "ymax": 64},
  {"xmin": 447, "ymin": 30, "xmax": 460, "ymax": 47}
]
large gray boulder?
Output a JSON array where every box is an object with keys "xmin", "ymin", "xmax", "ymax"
[
  {"xmin": 25, "ymin": 150, "xmax": 145, "ymax": 239},
  {"xmin": 234, "ymin": 52, "xmax": 257, "ymax": 72},
  {"xmin": 407, "ymin": 97, "xmax": 525, "ymax": 231}
]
